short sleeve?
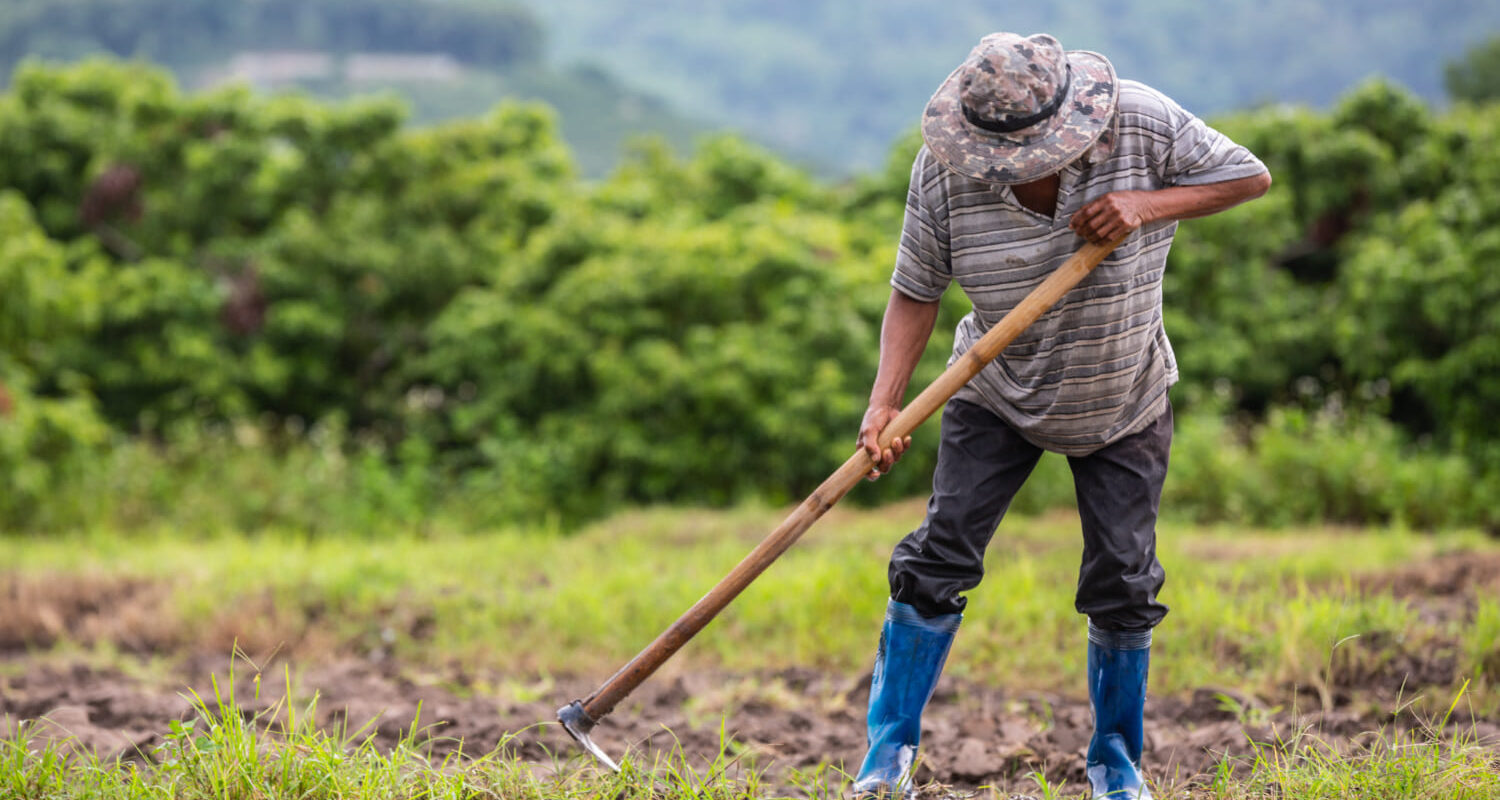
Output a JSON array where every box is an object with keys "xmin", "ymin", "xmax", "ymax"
[
  {"xmin": 1150, "ymin": 90, "xmax": 1269, "ymax": 187},
  {"xmin": 890, "ymin": 147, "xmax": 952, "ymax": 302}
]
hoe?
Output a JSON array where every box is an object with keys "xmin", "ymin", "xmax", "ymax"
[{"xmin": 557, "ymin": 236, "xmax": 1125, "ymax": 772}]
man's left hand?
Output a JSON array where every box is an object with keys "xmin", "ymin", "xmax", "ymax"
[{"xmin": 1069, "ymin": 191, "xmax": 1154, "ymax": 244}]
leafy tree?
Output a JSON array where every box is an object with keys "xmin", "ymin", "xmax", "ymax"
[
  {"xmin": 1445, "ymin": 34, "xmax": 1500, "ymax": 104},
  {"xmin": 4, "ymin": 61, "xmax": 1500, "ymax": 530},
  {"xmin": 0, "ymin": 191, "xmax": 111, "ymax": 525}
]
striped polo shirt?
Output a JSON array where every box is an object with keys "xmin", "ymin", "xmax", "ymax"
[{"xmin": 893, "ymin": 80, "xmax": 1268, "ymax": 455}]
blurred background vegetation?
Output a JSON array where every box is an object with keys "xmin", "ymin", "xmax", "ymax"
[
  {"xmin": 2, "ymin": 1, "xmax": 1500, "ymax": 536},
  {"xmin": 5, "ymin": 0, "xmax": 1500, "ymax": 175}
]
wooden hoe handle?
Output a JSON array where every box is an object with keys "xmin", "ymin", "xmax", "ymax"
[{"xmin": 567, "ymin": 236, "xmax": 1124, "ymax": 729}]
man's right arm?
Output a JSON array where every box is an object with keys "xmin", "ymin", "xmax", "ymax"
[{"xmin": 858, "ymin": 288, "xmax": 942, "ymax": 480}]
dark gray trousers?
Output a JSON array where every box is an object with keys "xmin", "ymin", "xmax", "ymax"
[{"xmin": 889, "ymin": 398, "xmax": 1171, "ymax": 631}]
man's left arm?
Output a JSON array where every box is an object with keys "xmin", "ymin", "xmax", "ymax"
[{"xmin": 1068, "ymin": 173, "xmax": 1272, "ymax": 244}]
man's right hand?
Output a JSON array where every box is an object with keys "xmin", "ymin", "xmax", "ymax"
[
  {"xmin": 858, "ymin": 403, "xmax": 911, "ymax": 481},
  {"xmin": 860, "ymin": 288, "xmax": 940, "ymax": 481}
]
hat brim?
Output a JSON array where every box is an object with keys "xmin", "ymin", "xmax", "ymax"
[{"xmin": 922, "ymin": 50, "xmax": 1117, "ymax": 185}]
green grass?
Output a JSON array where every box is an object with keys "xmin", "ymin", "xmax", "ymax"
[
  {"xmin": 3, "ymin": 503, "xmax": 1495, "ymax": 706},
  {"xmin": 1192, "ymin": 683, "xmax": 1500, "ymax": 799},
  {"xmin": 2, "ymin": 673, "xmax": 1496, "ymax": 799},
  {"xmin": 3, "ymin": 503, "xmax": 1499, "ymax": 797},
  {"xmin": 1, "ymin": 660, "xmax": 845, "ymax": 799}
]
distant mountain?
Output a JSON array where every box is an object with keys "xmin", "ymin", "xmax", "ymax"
[
  {"xmin": 513, "ymin": 0, "xmax": 1500, "ymax": 173},
  {"xmin": 11, "ymin": 0, "xmax": 1496, "ymax": 177},
  {"xmin": 0, "ymin": 0, "xmax": 543, "ymax": 74},
  {"xmin": 0, "ymin": 0, "xmax": 709, "ymax": 176}
]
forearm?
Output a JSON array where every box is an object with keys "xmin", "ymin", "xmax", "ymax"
[
  {"xmin": 1142, "ymin": 172, "xmax": 1272, "ymax": 223},
  {"xmin": 1070, "ymin": 171, "xmax": 1271, "ymax": 243},
  {"xmin": 869, "ymin": 289, "xmax": 943, "ymax": 407}
]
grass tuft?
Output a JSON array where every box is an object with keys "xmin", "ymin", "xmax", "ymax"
[{"xmin": 2, "ymin": 663, "xmax": 1498, "ymax": 799}]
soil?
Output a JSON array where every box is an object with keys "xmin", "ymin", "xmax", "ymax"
[{"xmin": 3, "ymin": 553, "xmax": 1499, "ymax": 797}]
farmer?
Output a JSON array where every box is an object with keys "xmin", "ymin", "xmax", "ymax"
[{"xmin": 852, "ymin": 33, "xmax": 1271, "ymax": 799}]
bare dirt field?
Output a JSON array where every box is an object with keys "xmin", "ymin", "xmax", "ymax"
[{"xmin": 4, "ymin": 551, "xmax": 1499, "ymax": 796}]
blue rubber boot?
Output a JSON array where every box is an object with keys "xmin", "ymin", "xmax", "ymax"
[
  {"xmin": 1085, "ymin": 623, "xmax": 1154, "ymax": 799},
  {"xmin": 852, "ymin": 600, "xmax": 961, "ymax": 798}
]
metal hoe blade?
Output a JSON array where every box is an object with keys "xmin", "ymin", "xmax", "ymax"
[{"xmin": 557, "ymin": 701, "xmax": 621, "ymax": 773}]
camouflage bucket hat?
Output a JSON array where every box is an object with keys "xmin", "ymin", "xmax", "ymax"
[{"xmin": 923, "ymin": 32, "xmax": 1117, "ymax": 184}]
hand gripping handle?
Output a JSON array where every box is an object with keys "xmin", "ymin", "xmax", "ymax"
[{"xmin": 557, "ymin": 236, "xmax": 1126, "ymax": 769}]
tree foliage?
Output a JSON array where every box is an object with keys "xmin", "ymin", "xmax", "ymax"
[
  {"xmin": 1165, "ymin": 81, "xmax": 1500, "ymax": 455},
  {"xmin": 3, "ymin": 62, "xmax": 1500, "ymax": 530},
  {"xmin": 1446, "ymin": 34, "xmax": 1500, "ymax": 104}
]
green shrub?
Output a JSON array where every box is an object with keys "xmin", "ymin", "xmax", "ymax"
[
  {"xmin": 1166, "ymin": 407, "xmax": 1495, "ymax": 530},
  {"xmin": 4, "ymin": 63, "xmax": 1500, "ymax": 534}
]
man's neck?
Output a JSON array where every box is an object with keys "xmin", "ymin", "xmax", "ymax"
[{"xmin": 1010, "ymin": 173, "xmax": 1060, "ymax": 218}]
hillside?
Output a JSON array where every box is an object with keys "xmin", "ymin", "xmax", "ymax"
[
  {"xmin": 7, "ymin": 1, "xmax": 1497, "ymax": 175},
  {"xmin": 0, "ymin": 0, "xmax": 709, "ymax": 176},
  {"xmin": 517, "ymin": 0, "xmax": 1500, "ymax": 172}
]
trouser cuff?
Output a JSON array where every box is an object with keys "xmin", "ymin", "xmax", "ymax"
[
  {"xmin": 1088, "ymin": 621, "xmax": 1152, "ymax": 650},
  {"xmin": 888, "ymin": 599, "xmax": 963, "ymax": 634}
]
